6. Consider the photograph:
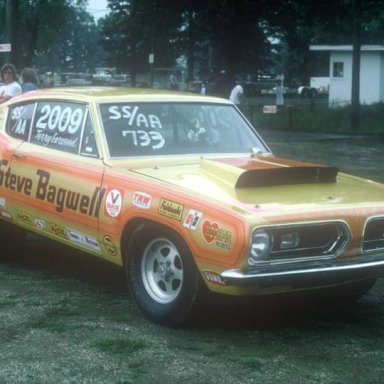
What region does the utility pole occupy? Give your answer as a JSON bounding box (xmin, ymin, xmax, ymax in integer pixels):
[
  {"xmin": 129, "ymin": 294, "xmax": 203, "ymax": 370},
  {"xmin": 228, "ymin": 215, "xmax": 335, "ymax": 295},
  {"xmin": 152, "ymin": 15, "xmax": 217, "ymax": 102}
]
[
  {"xmin": 4, "ymin": 0, "xmax": 11, "ymax": 63},
  {"xmin": 351, "ymin": 0, "xmax": 361, "ymax": 131}
]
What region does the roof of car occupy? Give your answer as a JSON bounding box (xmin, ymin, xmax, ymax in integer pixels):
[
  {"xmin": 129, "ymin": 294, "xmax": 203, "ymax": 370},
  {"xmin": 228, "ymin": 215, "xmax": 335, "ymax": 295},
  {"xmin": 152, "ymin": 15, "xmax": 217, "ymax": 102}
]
[{"xmin": 10, "ymin": 87, "xmax": 230, "ymax": 104}]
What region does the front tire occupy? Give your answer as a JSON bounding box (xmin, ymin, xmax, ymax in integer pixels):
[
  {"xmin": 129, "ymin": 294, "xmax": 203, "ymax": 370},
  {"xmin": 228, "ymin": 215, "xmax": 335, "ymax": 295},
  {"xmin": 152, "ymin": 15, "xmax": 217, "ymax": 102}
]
[{"xmin": 126, "ymin": 223, "xmax": 200, "ymax": 327}]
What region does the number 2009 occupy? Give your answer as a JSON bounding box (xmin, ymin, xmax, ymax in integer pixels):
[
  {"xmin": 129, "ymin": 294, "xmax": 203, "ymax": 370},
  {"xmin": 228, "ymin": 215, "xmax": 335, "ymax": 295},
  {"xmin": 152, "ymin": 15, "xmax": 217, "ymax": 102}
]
[{"xmin": 35, "ymin": 104, "xmax": 84, "ymax": 134}]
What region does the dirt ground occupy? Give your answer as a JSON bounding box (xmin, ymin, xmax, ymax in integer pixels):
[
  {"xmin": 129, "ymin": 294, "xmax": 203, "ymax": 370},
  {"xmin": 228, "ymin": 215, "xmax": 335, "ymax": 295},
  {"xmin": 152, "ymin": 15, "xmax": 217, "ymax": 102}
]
[{"xmin": 1, "ymin": 129, "xmax": 384, "ymax": 384}]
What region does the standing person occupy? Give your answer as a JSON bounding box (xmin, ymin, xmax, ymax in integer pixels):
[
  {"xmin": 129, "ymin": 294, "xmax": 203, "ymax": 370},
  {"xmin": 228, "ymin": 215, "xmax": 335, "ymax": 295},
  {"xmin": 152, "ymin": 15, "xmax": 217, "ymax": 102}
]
[
  {"xmin": 21, "ymin": 67, "xmax": 39, "ymax": 93},
  {"xmin": 0, "ymin": 63, "xmax": 22, "ymax": 104},
  {"xmin": 229, "ymin": 82, "xmax": 244, "ymax": 110},
  {"xmin": 275, "ymin": 72, "xmax": 285, "ymax": 107},
  {"xmin": 170, "ymin": 72, "xmax": 179, "ymax": 90},
  {"xmin": 200, "ymin": 82, "xmax": 206, "ymax": 95}
]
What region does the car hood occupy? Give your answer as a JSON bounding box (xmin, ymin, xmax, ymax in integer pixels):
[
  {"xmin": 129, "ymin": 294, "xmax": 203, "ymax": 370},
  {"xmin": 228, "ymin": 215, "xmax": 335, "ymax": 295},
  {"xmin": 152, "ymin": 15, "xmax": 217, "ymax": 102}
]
[{"xmin": 128, "ymin": 156, "xmax": 384, "ymax": 215}]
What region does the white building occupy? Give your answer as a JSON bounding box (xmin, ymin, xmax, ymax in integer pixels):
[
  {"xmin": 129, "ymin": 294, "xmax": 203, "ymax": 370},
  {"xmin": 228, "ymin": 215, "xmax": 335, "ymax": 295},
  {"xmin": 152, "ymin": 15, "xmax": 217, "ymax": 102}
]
[{"xmin": 310, "ymin": 45, "xmax": 384, "ymax": 105}]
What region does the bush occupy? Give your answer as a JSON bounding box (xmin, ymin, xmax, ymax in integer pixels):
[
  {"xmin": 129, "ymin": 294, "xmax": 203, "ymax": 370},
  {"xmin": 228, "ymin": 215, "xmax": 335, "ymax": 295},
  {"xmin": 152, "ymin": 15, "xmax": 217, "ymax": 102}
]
[{"xmin": 246, "ymin": 101, "xmax": 384, "ymax": 135}]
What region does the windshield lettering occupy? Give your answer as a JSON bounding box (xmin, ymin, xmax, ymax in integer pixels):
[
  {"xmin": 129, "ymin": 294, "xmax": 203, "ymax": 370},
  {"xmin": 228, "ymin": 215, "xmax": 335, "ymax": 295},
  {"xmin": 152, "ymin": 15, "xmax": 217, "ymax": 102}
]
[{"xmin": 108, "ymin": 105, "xmax": 162, "ymax": 129}]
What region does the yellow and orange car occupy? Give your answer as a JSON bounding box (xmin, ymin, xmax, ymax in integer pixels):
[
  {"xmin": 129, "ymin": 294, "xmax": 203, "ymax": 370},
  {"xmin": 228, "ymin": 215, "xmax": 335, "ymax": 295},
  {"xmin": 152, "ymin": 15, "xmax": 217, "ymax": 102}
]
[{"xmin": 1, "ymin": 87, "xmax": 384, "ymax": 326}]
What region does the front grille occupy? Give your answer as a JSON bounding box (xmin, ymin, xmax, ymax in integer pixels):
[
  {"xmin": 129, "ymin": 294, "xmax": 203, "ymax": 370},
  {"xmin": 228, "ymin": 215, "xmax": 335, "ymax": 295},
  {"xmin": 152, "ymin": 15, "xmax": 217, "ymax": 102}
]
[
  {"xmin": 256, "ymin": 221, "xmax": 351, "ymax": 265},
  {"xmin": 363, "ymin": 217, "xmax": 384, "ymax": 253}
]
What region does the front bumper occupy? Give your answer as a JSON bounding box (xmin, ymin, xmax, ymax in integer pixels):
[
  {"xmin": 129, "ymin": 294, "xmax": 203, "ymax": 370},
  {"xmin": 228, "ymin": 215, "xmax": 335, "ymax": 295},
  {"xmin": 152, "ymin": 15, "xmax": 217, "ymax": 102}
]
[{"xmin": 220, "ymin": 254, "xmax": 384, "ymax": 289}]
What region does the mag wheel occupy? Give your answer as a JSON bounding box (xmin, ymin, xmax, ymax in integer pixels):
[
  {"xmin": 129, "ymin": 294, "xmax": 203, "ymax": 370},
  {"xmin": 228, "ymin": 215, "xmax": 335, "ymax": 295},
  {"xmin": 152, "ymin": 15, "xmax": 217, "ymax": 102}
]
[{"xmin": 126, "ymin": 223, "xmax": 200, "ymax": 327}]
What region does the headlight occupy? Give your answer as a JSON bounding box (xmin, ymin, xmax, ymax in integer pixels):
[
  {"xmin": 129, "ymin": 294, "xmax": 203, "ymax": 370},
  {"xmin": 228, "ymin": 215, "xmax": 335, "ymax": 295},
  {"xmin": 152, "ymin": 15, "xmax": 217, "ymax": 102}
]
[{"xmin": 248, "ymin": 229, "xmax": 272, "ymax": 265}]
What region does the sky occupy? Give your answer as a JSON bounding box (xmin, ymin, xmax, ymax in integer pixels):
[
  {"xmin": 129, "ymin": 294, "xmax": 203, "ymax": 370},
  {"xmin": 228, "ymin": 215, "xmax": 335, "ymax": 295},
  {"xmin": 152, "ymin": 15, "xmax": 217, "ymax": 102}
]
[{"xmin": 86, "ymin": 0, "xmax": 109, "ymax": 20}]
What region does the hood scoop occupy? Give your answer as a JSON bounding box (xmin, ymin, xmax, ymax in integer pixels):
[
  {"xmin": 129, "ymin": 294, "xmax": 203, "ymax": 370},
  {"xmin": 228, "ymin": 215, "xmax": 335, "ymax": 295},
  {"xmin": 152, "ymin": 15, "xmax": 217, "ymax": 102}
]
[
  {"xmin": 200, "ymin": 157, "xmax": 339, "ymax": 189},
  {"xmin": 236, "ymin": 165, "xmax": 339, "ymax": 188}
]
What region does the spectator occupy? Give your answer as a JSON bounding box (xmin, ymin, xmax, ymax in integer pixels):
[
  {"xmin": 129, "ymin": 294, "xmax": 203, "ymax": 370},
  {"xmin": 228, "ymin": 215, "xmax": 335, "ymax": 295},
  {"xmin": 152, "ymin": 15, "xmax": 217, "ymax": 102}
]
[
  {"xmin": 275, "ymin": 72, "xmax": 285, "ymax": 107},
  {"xmin": 229, "ymin": 82, "xmax": 244, "ymax": 110},
  {"xmin": 0, "ymin": 63, "xmax": 22, "ymax": 104},
  {"xmin": 200, "ymin": 82, "xmax": 206, "ymax": 95},
  {"xmin": 170, "ymin": 72, "xmax": 179, "ymax": 90},
  {"xmin": 21, "ymin": 67, "xmax": 39, "ymax": 93}
]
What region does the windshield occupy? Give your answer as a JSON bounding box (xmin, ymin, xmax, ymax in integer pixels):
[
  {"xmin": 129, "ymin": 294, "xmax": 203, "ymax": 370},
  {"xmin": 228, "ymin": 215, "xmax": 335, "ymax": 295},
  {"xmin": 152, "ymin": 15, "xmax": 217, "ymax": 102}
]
[{"xmin": 99, "ymin": 102, "xmax": 268, "ymax": 158}]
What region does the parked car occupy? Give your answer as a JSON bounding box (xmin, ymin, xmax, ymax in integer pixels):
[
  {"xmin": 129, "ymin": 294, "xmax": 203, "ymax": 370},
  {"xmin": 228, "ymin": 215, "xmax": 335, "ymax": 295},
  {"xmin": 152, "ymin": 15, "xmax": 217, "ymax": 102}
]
[
  {"xmin": 298, "ymin": 77, "xmax": 330, "ymax": 98},
  {"xmin": 1, "ymin": 87, "xmax": 384, "ymax": 326}
]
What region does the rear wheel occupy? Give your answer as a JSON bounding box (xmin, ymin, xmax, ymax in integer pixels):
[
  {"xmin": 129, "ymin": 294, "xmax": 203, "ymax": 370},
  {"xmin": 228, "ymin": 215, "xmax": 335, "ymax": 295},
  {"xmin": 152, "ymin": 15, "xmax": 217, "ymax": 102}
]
[
  {"xmin": 309, "ymin": 88, "xmax": 318, "ymax": 98},
  {"xmin": 300, "ymin": 88, "xmax": 309, "ymax": 98},
  {"xmin": 126, "ymin": 223, "xmax": 200, "ymax": 327}
]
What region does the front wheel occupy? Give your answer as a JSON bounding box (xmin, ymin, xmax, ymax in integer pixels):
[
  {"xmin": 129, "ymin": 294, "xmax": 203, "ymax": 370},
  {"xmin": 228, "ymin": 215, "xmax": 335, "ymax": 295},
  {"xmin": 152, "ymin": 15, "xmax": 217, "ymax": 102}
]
[{"xmin": 126, "ymin": 223, "xmax": 200, "ymax": 327}]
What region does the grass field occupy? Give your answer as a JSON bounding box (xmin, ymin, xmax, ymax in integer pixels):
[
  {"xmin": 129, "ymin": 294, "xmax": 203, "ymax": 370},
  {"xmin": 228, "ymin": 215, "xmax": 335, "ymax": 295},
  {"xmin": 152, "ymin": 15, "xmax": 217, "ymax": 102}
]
[{"xmin": 1, "ymin": 129, "xmax": 384, "ymax": 384}]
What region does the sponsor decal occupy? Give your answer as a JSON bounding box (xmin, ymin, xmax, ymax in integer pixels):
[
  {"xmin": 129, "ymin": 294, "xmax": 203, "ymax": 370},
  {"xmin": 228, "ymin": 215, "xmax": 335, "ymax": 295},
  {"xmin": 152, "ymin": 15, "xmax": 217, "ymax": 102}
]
[
  {"xmin": 17, "ymin": 211, "xmax": 33, "ymax": 226},
  {"xmin": 158, "ymin": 198, "xmax": 184, "ymax": 221},
  {"xmin": 0, "ymin": 197, "xmax": 5, "ymax": 208},
  {"xmin": 132, "ymin": 191, "xmax": 152, "ymax": 209},
  {"xmin": 202, "ymin": 220, "xmax": 232, "ymax": 250},
  {"xmin": 49, "ymin": 223, "xmax": 68, "ymax": 239},
  {"xmin": 105, "ymin": 189, "xmax": 123, "ymax": 218},
  {"xmin": 0, "ymin": 211, "xmax": 11, "ymax": 219},
  {"xmin": 0, "ymin": 160, "xmax": 106, "ymax": 217},
  {"xmin": 67, "ymin": 228, "xmax": 101, "ymax": 252},
  {"xmin": 202, "ymin": 271, "xmax": 227, "ymax": 286},
  {"xmin": 103, "ymin": 235, "xmax": 117, "ymax": 256},
  {"xmin": 34, "ymin": 219, "xmax": 46, "ymax": 229},
  {"xmin": 183, "ymin": 209, "xmax": 203, "ymax": 230}
]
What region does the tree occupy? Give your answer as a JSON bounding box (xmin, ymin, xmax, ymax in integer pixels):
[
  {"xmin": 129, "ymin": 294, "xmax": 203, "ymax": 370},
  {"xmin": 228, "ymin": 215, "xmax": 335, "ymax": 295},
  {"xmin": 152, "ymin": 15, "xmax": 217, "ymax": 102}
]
[{"xmin": 101, "ymin": 0, "xmax": 181, "ymax": 85}]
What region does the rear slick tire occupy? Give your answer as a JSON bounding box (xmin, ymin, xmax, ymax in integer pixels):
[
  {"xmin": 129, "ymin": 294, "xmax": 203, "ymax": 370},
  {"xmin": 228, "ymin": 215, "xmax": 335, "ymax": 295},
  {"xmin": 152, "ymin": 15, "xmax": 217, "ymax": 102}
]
[{"xmin": 126, "ymin": 223, "xmax": 200, "ymax": 327}]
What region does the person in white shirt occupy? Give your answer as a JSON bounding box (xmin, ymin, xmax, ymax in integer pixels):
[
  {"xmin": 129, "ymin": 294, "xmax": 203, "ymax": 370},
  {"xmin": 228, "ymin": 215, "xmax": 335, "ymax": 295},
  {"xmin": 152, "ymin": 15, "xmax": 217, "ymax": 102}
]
[
  {"xmin": 229, "ymin": 83, "xmax": 244, "ymax": 110},
  {"xmin": 0, "ymin": 63, "xmax": 22, "ymax": 104}
]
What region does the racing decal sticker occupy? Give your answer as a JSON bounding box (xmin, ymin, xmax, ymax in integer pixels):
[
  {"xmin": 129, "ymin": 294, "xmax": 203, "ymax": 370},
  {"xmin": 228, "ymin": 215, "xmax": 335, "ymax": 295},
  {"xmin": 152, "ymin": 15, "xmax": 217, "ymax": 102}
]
[
  {"xmin": 103, "ymin": 235, "xmax": 118, "ymax": 256},
  {"xmin": 49, "ymin": 223, "xmax": 68, "ymax": 239},
  {"xmin": 17, "ymin": 211, "xmax": 33, "ymax": 226},
  {"xmin": 183, "ymin": 209, "xmax": 203, "ymax": 230},
  {"xmin": 67, "ymin": 228, "xmax": 101, "ymax": 252},
  {"xmin": 105, "ymin": 189, "xmax": 123, "ymax": 218},
  {"xmin": 202, "ymin": 220, "xmax": 232, "ymax": 250},
  {"xmin": 158, "ymin": 198, "xmax": 184, "ymax": 221},
  {"xmin": 0, "ymin": 211, "xmax": 11, "ymax": 219},
  {"xmin": 132, "ymin": 191, "xmax": 152, "ymax": 209},
  {"xmin": 34, "ymin": 219, "xmax": 46, "ymax": 229}
]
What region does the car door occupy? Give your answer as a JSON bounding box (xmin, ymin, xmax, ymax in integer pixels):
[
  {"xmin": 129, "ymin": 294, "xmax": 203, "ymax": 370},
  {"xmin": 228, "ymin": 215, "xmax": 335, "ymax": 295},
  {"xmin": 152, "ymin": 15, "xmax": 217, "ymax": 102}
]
[
  {"xmin": 4, "ymin": 99, "xmax": 106, "ymax": 256},
  {"xmin": 0, "ymin": 104, "xmax": 27, "ymax": 219}
]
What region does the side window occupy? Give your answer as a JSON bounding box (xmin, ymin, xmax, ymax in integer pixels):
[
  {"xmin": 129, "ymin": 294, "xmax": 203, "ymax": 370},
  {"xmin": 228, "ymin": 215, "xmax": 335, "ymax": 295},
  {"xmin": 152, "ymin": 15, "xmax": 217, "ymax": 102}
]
[
  {"xmin": 332, "ymin": 62, "xmax": 344, "ymax": 78},
  {"xmin": 6, "ymin": 102, "xmax": 36, "ymax": 141},
  {"xmin": 30, "ymin": 101, "xmax": 86, "ymax": 155},
  {"xmin": 80, "ymin": 114, "xmax": 99, "ymax": 158}
]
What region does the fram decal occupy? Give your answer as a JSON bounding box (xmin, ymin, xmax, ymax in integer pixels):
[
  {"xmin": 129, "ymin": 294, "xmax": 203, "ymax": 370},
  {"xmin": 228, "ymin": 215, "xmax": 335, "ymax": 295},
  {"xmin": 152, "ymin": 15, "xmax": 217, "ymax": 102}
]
[
  {"xmin": 183, "ymin": 209, "xmax": 203, "ymax": 230},
  {"xmin": 202, "ymin": 220, "xmax": 232, "ymax": 250},
  {"xmin": 158, "ymin": 199, "xmax": 183, "ymax": 221},
  {"xmin": 0, "ymin": 197, "xmax": 5, "ymax": 208},
  {"xmin": 105, "ymin": 189, "xmax": 123, "ymax": 218},
  {"xmin": 132, "ymin": 191, "xmax": 152, "ymax": 209}
]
